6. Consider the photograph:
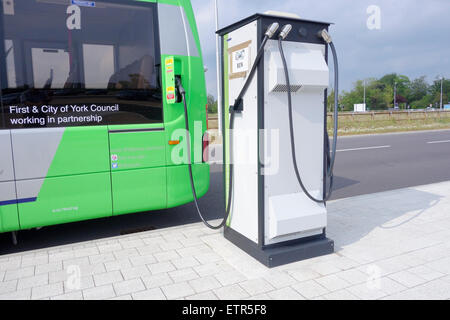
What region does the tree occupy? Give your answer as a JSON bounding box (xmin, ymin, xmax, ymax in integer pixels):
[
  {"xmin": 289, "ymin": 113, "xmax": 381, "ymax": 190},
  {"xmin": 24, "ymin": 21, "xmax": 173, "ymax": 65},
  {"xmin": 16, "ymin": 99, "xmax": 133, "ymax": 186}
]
[
  {"xmin": 379, "ymin": 73, "xmax": 410, "ymax": 93},
  {"xmin": 339, "ymin": 88, "xmax": 360, "ymax": 111},
  {"xmin": 407, "ymin": 76, "xmax": 428, "ymax": 103},
  {"xmin": 379, "ymin": 73, "xmax": 411, "ymax": 108},
  {"xmin": 340, "ymin": 78, "xmax": 392, "ymax": 110},
  {"xmin": 368, "ymin": 84, "xmax": 392, "ymax": 110},
  {"xmin": 429, "ymin": 77, "xmax": 450, "ymax": 107},
  {"xmin": 411, "ymin": 95, "xmax": 433, "ymax": 109},
  {"xmin": 207, "ymin": 94, "xmax": 217, "ymax": 114}
]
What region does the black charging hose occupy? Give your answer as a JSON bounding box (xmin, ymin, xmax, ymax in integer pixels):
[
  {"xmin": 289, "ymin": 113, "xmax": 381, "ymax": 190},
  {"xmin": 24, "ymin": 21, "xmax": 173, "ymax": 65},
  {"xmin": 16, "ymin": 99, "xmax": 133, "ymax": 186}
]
[
  {"xmin": 278, "ymin": 34, "xmax": 339, "ymax": 203},
  {"xmin": 233, "ymin": 35, "xmax": 269, "ymax": 107},
  {"xmin": 178, "ymin": 34, "xmax": 271, "ymax": 229},
  {"xmin": 180, "ymin": 79, "xmax": 235, "ymax": 229}
]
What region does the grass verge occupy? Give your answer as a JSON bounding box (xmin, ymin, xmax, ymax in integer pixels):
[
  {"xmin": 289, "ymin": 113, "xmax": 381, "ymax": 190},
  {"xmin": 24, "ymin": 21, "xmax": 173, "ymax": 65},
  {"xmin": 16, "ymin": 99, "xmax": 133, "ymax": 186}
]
[{"xmin": 329, "ymin": 118, "xmax": 450, "ymax": 136}]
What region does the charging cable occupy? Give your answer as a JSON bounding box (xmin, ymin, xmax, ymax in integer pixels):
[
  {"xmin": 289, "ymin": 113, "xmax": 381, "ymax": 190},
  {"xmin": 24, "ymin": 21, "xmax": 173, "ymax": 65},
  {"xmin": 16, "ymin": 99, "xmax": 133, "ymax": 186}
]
[
  {"xmin": 178, "ymin": 23, "xmax": 280, "ymax": 229},
  {"xmin": 278, "ymin": 26, "xmax": 339, "ymax": 203}
]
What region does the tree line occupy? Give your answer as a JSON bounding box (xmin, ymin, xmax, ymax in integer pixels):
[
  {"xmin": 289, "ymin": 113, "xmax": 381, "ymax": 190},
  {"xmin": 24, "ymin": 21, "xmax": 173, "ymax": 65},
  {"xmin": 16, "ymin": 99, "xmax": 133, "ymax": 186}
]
[
  {"xmin": 331, "ymin": 73, "xmax": 449, "ymax": 111},
  {"xmin": 207, "ymin": 73, "xmax": 449, "ymax": 114}
]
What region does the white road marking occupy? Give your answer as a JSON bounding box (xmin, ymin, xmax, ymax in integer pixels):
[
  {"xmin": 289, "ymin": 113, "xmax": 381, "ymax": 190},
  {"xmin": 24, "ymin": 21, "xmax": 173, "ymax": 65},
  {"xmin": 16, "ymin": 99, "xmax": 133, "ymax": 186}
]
[
  {"xmin": 427, "ymin": 140, "xmax": 450, "ymax": 144},
  {"xmin": 337, "ymin": 145, "xmax": 391, "ymax": 152}
]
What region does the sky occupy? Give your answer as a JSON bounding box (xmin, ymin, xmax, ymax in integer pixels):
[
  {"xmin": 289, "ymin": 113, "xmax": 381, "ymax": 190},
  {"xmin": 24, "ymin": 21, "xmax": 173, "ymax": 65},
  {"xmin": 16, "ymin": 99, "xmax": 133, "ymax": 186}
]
[{"xmin": 191, "ymin": 0, "xmax": 450, "ymax": 98}]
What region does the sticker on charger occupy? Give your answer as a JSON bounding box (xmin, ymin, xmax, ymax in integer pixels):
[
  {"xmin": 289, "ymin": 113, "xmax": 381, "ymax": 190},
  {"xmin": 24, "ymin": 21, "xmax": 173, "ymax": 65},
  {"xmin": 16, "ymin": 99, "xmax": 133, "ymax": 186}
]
[
  {"xmin": 233, "ymin": 48, "xmax": 249, "ymax": 73},
  {"xmin": 228, "ymin": 40, "xmax": 251, "ymax": 79},
  {"xmin": 165, "ymin": 57, "xmax": 176, "ymax": 104}
]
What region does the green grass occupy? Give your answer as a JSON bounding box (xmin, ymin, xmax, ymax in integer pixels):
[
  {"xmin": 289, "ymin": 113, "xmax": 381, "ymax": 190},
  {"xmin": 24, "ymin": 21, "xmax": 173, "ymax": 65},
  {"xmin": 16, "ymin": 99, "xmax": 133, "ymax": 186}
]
[
  {"xmin": 329, "ymin": 118, "xmax": 450, "ymax": 136},
  {"xmin": 208, "ymin": 113, "xmax": 450, "ymax": 137}
]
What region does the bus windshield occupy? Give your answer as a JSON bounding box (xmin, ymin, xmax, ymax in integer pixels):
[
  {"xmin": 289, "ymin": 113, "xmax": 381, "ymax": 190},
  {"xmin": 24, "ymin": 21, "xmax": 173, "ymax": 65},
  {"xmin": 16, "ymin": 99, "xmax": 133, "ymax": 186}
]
[{"xmin": 0, "ymin": 0, "xmax": 162, "ymax": 128}]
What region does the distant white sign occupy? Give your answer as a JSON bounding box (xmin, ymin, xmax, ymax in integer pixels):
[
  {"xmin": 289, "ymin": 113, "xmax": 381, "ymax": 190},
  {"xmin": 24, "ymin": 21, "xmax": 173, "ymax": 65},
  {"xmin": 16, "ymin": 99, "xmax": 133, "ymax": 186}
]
[{"xmin": 354, "ymin": 103, "xmax": 366, "ymax": 112}]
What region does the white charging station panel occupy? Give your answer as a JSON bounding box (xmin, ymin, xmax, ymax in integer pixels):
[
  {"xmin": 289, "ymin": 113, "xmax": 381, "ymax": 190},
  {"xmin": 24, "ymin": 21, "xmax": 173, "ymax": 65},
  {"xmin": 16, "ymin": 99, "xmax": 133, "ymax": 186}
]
[
  {"xmin": 225, "ymin": 21, "xmax": 260, "ymax": 244},
  {"xmin": 268, "ymin": 192, "xmax": 327, "ymax": 240},
  {"xmin": 268, "ymin": 44, "xmax": 329, "ymax": 92},
  {"xmin": 264, "ymin": 40, "xmax": 328, "ymax": 245}
]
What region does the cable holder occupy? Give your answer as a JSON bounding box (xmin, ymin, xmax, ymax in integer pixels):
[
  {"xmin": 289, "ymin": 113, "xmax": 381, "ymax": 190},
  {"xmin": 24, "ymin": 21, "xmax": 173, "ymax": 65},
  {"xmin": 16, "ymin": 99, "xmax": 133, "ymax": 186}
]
[{"xmin": 230, "ymin": 98, "xmax": 244, "ymax": 113}]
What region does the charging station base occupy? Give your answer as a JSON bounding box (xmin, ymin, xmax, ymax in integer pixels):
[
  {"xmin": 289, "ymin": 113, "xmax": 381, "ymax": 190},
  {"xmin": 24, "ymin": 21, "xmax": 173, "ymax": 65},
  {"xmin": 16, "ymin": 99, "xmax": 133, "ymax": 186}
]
[{"xmin": 224, "ymin": 227, "xmax": 334, "ymax": 268}]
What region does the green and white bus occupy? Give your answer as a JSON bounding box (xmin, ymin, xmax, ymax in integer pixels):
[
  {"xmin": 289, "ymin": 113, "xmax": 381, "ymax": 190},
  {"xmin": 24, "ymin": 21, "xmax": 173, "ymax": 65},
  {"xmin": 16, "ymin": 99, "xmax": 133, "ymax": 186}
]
[{"xmin": 0, "ymin": 0, "xmax": 210, "ymax": 238}]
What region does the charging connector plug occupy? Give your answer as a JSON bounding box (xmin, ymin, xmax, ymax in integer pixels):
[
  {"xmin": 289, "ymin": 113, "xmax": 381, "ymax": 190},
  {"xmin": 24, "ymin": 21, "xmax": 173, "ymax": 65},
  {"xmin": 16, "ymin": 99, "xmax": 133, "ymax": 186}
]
[
  {"xmin": 265, "ymin": 22, "xmax": 280, "ymax": 38},
  {"xmin": 175, "ymin": 76, "xmax": 185, "ymax": 96},
  {"xmin": 279, "ymin": 24, "xmax": 292, "ymax": 39},
  {"xmin": 318, "ymin": 29, "xmax": 332, "ymax": 44}
]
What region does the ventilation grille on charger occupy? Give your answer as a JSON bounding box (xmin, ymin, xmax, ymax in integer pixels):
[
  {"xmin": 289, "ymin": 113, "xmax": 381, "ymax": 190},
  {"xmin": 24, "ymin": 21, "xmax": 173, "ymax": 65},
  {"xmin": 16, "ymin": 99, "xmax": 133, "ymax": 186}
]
[{"xmin": 271, "ymin": 84, "xmax": 302, "ymax": 93}]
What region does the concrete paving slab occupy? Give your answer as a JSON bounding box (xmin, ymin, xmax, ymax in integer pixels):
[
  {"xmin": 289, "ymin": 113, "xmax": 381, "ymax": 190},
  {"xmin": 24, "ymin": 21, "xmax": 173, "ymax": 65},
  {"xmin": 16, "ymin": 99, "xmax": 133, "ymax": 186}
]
[{"xmin": 1, "ymin": 181, "xmax": 450, "ymax": 300}]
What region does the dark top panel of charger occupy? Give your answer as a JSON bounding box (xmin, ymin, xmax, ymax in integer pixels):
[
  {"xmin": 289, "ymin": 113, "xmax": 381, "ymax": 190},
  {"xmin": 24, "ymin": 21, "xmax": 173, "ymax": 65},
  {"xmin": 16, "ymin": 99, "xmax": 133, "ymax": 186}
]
[{"xmin": 217, "ymin": 13, "xmax": 332, "ymax": 45}]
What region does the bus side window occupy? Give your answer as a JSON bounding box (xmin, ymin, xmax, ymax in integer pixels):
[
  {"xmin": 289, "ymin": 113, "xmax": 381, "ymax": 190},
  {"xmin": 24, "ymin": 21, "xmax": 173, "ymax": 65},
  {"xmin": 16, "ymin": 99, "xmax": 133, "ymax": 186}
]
[
  {"xmin": 31, "ymin": 48, "xmax": 69, "ymax": 89},
  {"xmin": 5, "ymin": 40, "xmax": 17, "ymax": 88},
  {"xmin": 107, "ymin": 54, "xmax": 154, "ymax": 90},
  {"xmin": 2, "ymin": 0, "xmax": 163, "ymax": 126},
  {"xmin": 83, "ymin": 44, "xmax": 115, "ymax": 89}
]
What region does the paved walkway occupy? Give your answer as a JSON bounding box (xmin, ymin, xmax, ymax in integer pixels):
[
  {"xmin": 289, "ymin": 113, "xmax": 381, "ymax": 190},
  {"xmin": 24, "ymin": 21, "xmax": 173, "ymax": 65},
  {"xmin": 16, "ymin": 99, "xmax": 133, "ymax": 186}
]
[{"xmin": 1, "ymin": 181, "xmax": 450, "ymax": 300}]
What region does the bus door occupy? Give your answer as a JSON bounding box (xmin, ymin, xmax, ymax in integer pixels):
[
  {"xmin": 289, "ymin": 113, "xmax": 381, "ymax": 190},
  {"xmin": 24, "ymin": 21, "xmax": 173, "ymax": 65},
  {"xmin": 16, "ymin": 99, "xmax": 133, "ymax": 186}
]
[
  {"xmin": 106, "ymin": 4, "xmax": 167, "ymax": 215},
  {"xmin": 108, "ymin": 124, "xmax": 167, "ymax": 216},
  {"xmin": 92, "ymin": 2, "xmax": 166, "ymax": 216}
]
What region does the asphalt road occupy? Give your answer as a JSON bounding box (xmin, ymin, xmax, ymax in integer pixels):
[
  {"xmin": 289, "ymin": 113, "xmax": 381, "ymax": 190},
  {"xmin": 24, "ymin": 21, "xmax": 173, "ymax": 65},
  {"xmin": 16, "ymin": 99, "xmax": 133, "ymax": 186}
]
[
  {"xmin": 331, "ymin": 129, "xmax": 450, "ymax": 199},
  {"xmin": 1, "ymin": 129, "xmax": 450, "ymax": 254}
]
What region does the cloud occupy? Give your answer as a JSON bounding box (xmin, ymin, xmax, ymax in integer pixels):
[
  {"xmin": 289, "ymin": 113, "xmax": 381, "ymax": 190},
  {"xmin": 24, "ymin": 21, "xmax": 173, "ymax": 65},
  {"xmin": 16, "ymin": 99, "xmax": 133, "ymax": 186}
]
[{"xmin": 191, "ymin": 0, "xmax": 450, "ymax": 97}]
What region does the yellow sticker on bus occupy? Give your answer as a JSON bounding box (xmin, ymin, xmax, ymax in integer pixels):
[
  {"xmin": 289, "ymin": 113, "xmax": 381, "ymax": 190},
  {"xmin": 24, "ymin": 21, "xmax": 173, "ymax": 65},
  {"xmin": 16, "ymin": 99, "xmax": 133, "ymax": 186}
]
[{"xmin": 165, "ymin": 56, "xmax": 176, "ymax": 104}]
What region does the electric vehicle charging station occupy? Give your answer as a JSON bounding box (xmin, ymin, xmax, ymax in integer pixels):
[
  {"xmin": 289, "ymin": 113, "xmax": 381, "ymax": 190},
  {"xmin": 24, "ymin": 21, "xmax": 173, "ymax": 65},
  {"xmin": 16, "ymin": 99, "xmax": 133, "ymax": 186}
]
[{"xmin": 213, "ymin": 13, "xmax": 339, "ymax": 268}]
